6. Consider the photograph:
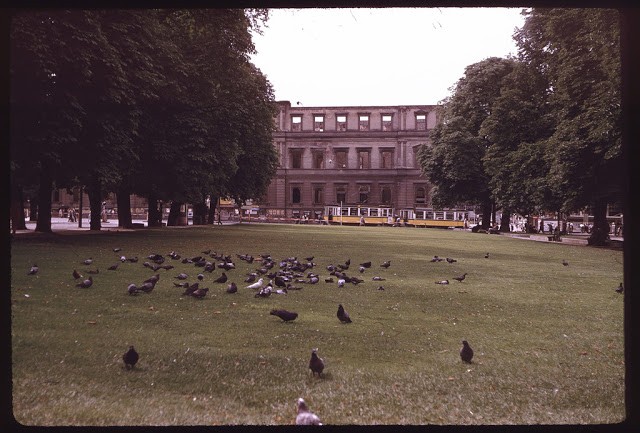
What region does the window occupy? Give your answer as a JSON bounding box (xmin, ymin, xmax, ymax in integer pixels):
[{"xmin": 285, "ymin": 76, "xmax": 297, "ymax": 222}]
[
  {"xmin": 314, "ymin": 115, "xmax": 325, "ymax": 132},
  {"xmin": 380, "ymin": 185, "xmax": 392, "ymax": 204},
  {"xmin": 313, "ymin": 151, "xmax": 324, "ymax": 169},
  {"xmin": 415, "ymin": 186, "xmax": 427, "ymax": 204},
  {"xmin": 291, "ymin": 150, "xmax": 302, "ymax": 169},
  {"xmin": 336, "ymin": 184, "xmax": 347, "ymax": 203},
  {"xmin": 335, "ymin": 149, "xmax": 348, "ymax": 168},
  {"xmin": 358, "ymin": 185, "xmax": 370, "ymax": 204},
  {"xmin": 416, "ymin": 113, "xmax": 426, "ymax": 130},
  {"xmin": 382, "ymin": 114, "xmax": 393, "ymax": 131},
  {"xmin": 358, "ymin": 114, "xmax": 370, "ymax": 131},
  {"xmin": 336, "ymin": 114, "xmax": 347, "ymax": 131},
  {"xmin": 292, "ymin": 187, "xmax": 301, "ymax": 204},
  {"xmin": 313, "ymin": 185, "xmax": 324, "ymax": 204},
  {"xmin": 291, "ymin": 115, "xmax": 302, "ymax": 131},
  {"xmin": 381, "ymin": 149, "xmax": 394, "ymax": 169},
  {"xmin": 358, "ymin": 150, "xmax": 370, "ymax": 169}
]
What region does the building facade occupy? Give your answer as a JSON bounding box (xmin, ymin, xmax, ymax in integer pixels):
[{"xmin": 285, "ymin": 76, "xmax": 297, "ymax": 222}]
[{"xmin": 258, "ymin": 101, "xmax": 438, "ymax": 220}]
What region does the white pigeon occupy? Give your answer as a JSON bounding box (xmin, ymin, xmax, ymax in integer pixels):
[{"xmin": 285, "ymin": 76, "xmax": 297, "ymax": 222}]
[
  {"xmin": 246, "ymin": 278, "xmax": 264, "ymax": 290},
  {"xmin": 337, "ymin": 278, "xmax": 346, "ymax": 288},
  {"xmin": 296, "ymin": 398, "xmax": 322, "ymax": 425}
]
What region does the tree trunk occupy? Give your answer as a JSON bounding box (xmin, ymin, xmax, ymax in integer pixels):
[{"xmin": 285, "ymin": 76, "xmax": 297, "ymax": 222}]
[
  {"xmin": 147, "ymin": 195, "xmax": 161, "ymax": 227},
  {"xmin": 116, "ymin": 187, "xmax": 133, "ymax": 229},
  {"xmin": 35, "ymin": 167, "xmax": 52, "ymax": 233},
  {"xmin": 481, "ymin": 199, "xmax": 492, "ymax": 229},
  {"xmin": 207, "ymin": 196, "xmax": 218, "ymax": 224},
  {"xmin": 86, "ymin": 179, "xmax": 103, "ymax": 231},
  {"xmin": 588, "ymin": 198, "xmax": 610, "ymax": 246},
  {"xmin": 499, "ymin": 210, "xmax": 511, "ymax": 232},
  {"xmin": 193, "ymin": 200, "xmax": 207, "ymax": 225},
  {"xmin": 10, "ymin": 183, "xmax": 28, "ymax": 232},
  {"xmin": 167, "ymin": 202, "xmax": 181, "ymax": 226}
]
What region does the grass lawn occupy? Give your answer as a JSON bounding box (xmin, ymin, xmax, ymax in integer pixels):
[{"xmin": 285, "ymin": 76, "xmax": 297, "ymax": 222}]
[{"xmin": 10, "ymin": 224, "xmax": 625, "ymax": 425}]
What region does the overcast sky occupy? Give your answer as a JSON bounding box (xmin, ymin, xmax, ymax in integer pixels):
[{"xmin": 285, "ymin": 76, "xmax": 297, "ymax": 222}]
[{"xmin": 250, "ymin": 7, "xmax": 527, "ymax": 107}]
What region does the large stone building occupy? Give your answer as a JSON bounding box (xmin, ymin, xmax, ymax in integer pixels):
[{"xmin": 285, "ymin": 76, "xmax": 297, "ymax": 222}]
[{"xmin": 258, "ymin": 101, "xmax": 438, "ymax": 220}]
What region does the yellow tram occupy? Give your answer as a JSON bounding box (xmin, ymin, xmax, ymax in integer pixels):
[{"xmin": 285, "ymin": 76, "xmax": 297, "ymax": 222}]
[{"xmin": 323, "ymin": 206, "xmax": 468, "ymax": 228}]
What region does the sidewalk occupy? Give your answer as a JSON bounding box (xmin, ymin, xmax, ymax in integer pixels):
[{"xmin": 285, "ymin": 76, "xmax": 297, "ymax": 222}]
[{"xmin": 14, "ymin": 217, "xmax": 236, "ymax": 233}]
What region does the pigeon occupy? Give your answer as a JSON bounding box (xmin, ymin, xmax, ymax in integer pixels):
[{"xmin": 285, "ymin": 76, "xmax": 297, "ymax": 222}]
[
  {"xmin": 435, "ymin": 280, "xmax": 450, "ymax": 285},
  {"xmin": 113, "ymin": 248, "xmax": 122, "ymax": 252},
  {"xmin": 190, "ymin": 287, "xmax": 209, "ymax": 299},
  {"xmin": 377, "ymin": 286, "xmax": 385, "ymax": 291},
  {"xmin": 127, "ymin": 256, "xmax": 139, "ymax": 263},
  {"xmin": 182, "ymin": 282, "xmax": 200, "ymax": 296},
  {"xmin": 360, "ymin": 261, "xmax": 371, "ymax": 268},
  {"xmin": 138, "ymin": 281, "xmax": 156, "ymax": 293},
  {"xmin": 245, "ymin": 273, "xmax": 257, "ymax": 283},
  {"xmin": 72, "ymin": 269, "xmax": 82, "ymax": 279},
  {"xmin": 28, "ymin": 264, "xmax": 39, "ymax": 275},
  {"xmin": 275, "ymin": 288, "xmax": 288, "ymax": 295},
  {"xmin": 83, "ymin": 258, "xmax": 93, "ymax": 265},
  {"xmin": 359, "ymin": 266, "xmax": 366, "ymax": 273},
  {"xmin": 255, "ymin": 285, "xmax": 272, "ymax": 298},
  {"xmin": 453, "ymin": 273, "xmax": 467, "ymax": 282},
  {"xmin": 460, "ymin": 340, "xmax": 474, "ymax": 363},
  {"xmin": 446, "ymin": 258, "xmax": 457, "ymax": 263},
  {"xmin": 175, "ymin": 273, "xmax": 188, "ymax": 280},
  {"xmin": 337, "ymin": 304, "xmax": 352, "ymax": 323},
  {"xmin": 270, "ymin": 309, "xmax": 298, "ymax": 322},
  {"xmin": 430, "ymin": 256, "xmax": 443, "ymax": 262},
  {"xmin": 380, "ymin": 260, "xmax": 391, "ymax": 269},
  {"xmin": 87, "ymin": 268, "xmax": 100, "ymax": 274},
  {"xmin": 296, "ymin": 398, "xmax": 322, "ymax": 425},
  {"xmin": 308, "ymin": 348, "xmax": 324, "ymax": 377},
  {"xmin": 484, "ymin": 253, "xmax": 490, "ymax": 259},
  {"xmin": 76, "ymin": 276, "xmax": 93, "ymax": 288},
  {"xmin": 372, "ymin": 276, "xmax": 386, "ymax": 281},
  {"xmin": 246, "ymin": 278, "xmax": 264, "ymax": 290},
  {"xmin": 107, "ymin": 263, "xmax": 119, "ymax": 271},
  {"xmin": 226, "ymin": 282, "xmax": 238, "ymax": 294},
  {"xmin": 197, "ymin": 273, "xmax": 205, "ymax": 281},
  {"xmin": 120, "ymin": 256, "xmax": 127, "ymax": 262},
  {"xmin": 173, "ymin": 281, "xmax": 189, "ymax": 288},
  {"xmin": 337, "ymin": 278, "xmax": 346, "ymax": 288},
  {"xmin": 214, "ymin": 272, "xmax": 228, "ymax": 284},
  {"xmin": 144, "ymin": 274, "xmax": 160, "ymax": 284},
  {"xmin": 615, "ymin": 282, "xmax": 624, "ymax": 294},
  {"xmin": 123, "ymin": 345, "xmax": 139, "ymax": 369},
  {"xmin": 127, "ymin": 283, "xmax": 140, "ymax": 295},
  {"xmin": 562, "ymin": 259, "xmax": 569, "ymax": 266}
]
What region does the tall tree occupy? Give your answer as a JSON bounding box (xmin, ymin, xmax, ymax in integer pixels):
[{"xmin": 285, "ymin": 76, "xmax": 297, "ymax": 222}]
[
  {"xmin": 418, "ymin": 57, "xmax": 516, "ymax": 229},
  {"xmin": 514, "ymin": 8, "xmax": 622, "ymax": 245}
]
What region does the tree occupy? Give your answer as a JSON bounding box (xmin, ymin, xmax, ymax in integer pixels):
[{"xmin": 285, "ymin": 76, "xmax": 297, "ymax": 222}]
[
  {"xmin": 418, "ymin": 57, "xmax": 516, "ymax": 229},
  {"xmin": 514, "ymin": 8, "xmax": 622, "ymax": 245}
]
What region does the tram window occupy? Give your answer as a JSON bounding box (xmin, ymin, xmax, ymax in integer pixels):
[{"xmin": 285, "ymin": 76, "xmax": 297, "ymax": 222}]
[
  {"xmin": 370, "ymin": 208, "xmax": 378, "ymax": 217},
  {"xmin": 341, "ymin": 207, "xmax": 349, "ymax": 216},
  {"xmin": 350, "ymin": 208, "xmax": 358, "ymax": 216},
  {"xmin": 435, "ymin": 211, "xmax": 444, "ymax": 220},
  {"xmin": 416, "ymin": 210, "xmax": 424, "ymax": 219}
]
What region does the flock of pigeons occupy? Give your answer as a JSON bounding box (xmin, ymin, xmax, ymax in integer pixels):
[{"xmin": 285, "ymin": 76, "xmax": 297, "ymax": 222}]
[{"xmin": 25, "ymin": 245, "xmax": 622, "ymax": 424}]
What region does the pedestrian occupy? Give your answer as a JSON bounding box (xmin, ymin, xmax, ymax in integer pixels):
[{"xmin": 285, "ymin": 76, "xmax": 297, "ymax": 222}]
[
  {"xmin": 216, "ymin": 211, "xmax": 223, "ymax": 225},
  {"xmin": 359, "ymin": 215, "xmax": 365, "ymax": 226}
]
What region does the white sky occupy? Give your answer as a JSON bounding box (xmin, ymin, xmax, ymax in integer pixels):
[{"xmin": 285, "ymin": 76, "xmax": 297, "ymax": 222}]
[{"xmin": 250, "ymin": 7, "xmax": 527, "ymax": 107}]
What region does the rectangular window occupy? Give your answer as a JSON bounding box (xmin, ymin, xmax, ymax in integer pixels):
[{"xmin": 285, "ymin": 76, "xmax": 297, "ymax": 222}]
[
  {"xmin": 292, "ymin": 186, "xmax": 301, "ymax": 204},
  {"xmin": 380, "ymin": 185, "xmax": 392, "ymax": 204},
  {"xmin": 314, "ymin": 115, "xmax": 324, "ymax": 132},
  {"xmin": 313, "ymin": 151, "xmax": 324, "ymax": 169},
  {"xmin": 416, "ymin": 113, "xmax": 426, "ymax": 130},
  {"xmin": 336, "ymin": 115, "xmax": 347, "ymax": 131},
  {"xmin": 382, "ymin": 114, "xmax": 393, "ymax": 131},
  {"xmin": 291, "ymin": 115, "xmax": 302, "ymax": 131},
  {"xmin": 415, "ymin": 186, "xmax": 427, "ymax": 204},
  {"xmin": 358, "ymin": 114, "xmax": 370, "ymax": 131},
  {"xmin": 358, "ymin": 185, "xmax": 370, "ymax": 204},
  {"xmin": 313, "ymin": 186, "xmax": 324, "ymax": 204},
  {"xmin": 358, "ymin": 150, "xmax": 370, "ymax": 169},
  {"xmin": 381, "ymin": 150, "xmax": 394, "ymax": 169},
  {"xmin": 335, "ymin": 150, "xmax": 348, "ymax": 169},
  {"xmin": 336, "ymin": 184, "xmax": 347, "ymax": 203},
  {"xmin": 291, "ymin": 150, "xmax": 302, "ymax": 169}
]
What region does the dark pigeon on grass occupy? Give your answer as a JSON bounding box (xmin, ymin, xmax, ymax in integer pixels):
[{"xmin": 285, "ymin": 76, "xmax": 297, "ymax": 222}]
[
  {"xmin": 144, "ymin": 274, "xmax": 160, "ymax": 284},
  {"xmin": 214, "ymin": 272, "xmax": 228, "ymax": 284},
  {"xmin": 460, "ymin": 340, "xmax": 474, "ymax": 363},
  {"xmin": 446, "ymin": 258, "xmax": 457, "ymax": 263},
  {"xmin": 107, "ymin": 263, "xmax": 119, "ymax": 271},
  {"xmin": 453, "ymin": 273, "xmax": 467, "ymax": 282},
  {"xmin": 197, "ymin": 273, "xmax": 205, "ymax": 281},
  {"xmin": 175, "ymin": 273, "xmax": 188, "ymax": 280},
  {"xmin": 76, "ymin": 276, "xmax": 93, "ymax": 288},
  {"xmin": 270, "ymin": 309, "xmax": 298, "ymax": 322},
  {"xmin": 190, "ymin": 287, "xmax": 209, "ymax": 299},
  {"xmin": 372, "ymin": 276, "xmax": 385, "ymax": 281},
  {"xmin": 123, "ymin": 345, "xmax": 139, "ymax": 369},
  {"xmin": 113, "ymin": 247, "xmax": 122, "ymax": 253},
  {"xmin": 430, "ymin": 256, "xmax": 443, "ymax": 262},
  {"xmin": 484, "ymin": 253, "xmax": 490, "ymax": 259},
  {"xmin": 173, "ymin": 281, "xmax": 189, "ymax": 288},
  {"xmin": 72, "ymin": 269, "xmax": 82, "ymax": 279},
  {"xmin": 138, "ymin": 280, "xmax": 157, "ymax": 293},
  {"xmin": 615, "ymin": 283, "xmax": 624, "ymax": 294},
  {"xmin": 127, "ymin": 256, "xmax": 139, "ymax": 263},
  {"xmin": 254, "ymin": 285, "xmax": 272, "ymax": 298},
  {"xmin": 182, "ymin": 282, "xmax": 199, "ymax": 296},
  {"xmin": 127, "ymin": 283, "xmax": 141, "ymax": 296},
  {"xmin": 562, "ymin": 259, "xmax": 569, "ymax": 266},
  {"xmin": 28, "ymin": 264, "xmax": 39, "ymax": 275},
  {"xmin": 308, "ymin": 348, "xmax": 324, "ymax": 377},
  {"xmin": 380, "ymin": 260, "xmax": 391, "ymax": 269},
  {"xmin": 87, "ymin": 268, "xmax": 100, "ymax": 274},
  {"xmin": 296, "ymin": 398, "xmax": 322, "ymax": 425},
  {"xmin": 359, "ymin": 261, "xmax": 371, "ymax": 268},
  {"xmin": 82, "ymin": 258, "xmax": 93, "ymax": 265},
  {"xmin": 226, "ymin": 282, "xmax": 238, "ymax": 294},
  {"xmin": 337, "ymin": 304, "xmax": 352, "ymax": 323}
]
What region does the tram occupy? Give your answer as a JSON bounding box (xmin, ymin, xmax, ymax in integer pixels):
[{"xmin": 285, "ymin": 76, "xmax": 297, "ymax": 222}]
[{"xmin": 323, "ymin": 205, "xmax": 468, "ymax": 228}]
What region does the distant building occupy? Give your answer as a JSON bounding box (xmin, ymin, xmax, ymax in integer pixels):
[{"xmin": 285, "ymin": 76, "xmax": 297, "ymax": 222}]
[{"xmin": 257, "ymin": 101, "xmax": 438, "ymax": 220}]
